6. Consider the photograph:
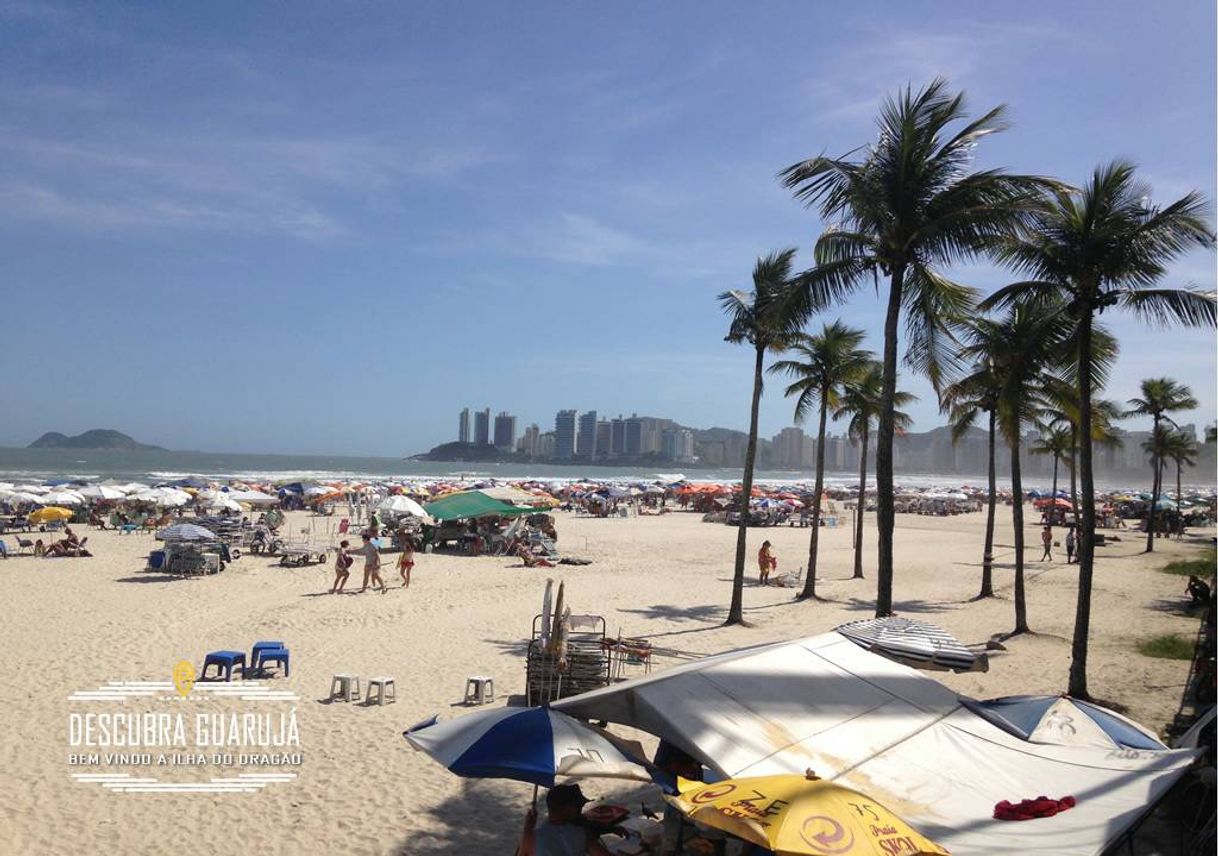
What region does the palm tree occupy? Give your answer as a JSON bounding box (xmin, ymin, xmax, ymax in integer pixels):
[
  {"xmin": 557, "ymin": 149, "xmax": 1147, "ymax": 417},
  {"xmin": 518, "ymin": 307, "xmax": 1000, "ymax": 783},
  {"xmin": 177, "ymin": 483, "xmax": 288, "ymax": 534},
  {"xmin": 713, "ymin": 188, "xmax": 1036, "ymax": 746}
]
[
  {"xmin": 719, "ymin": 249, "xmax": 805, "ymax": 625},
  {"xmin": 1126, "ymin": 378, "xmax": 1199, "ymax": 550},
  {"xmin": 780, "ymin": 79, "xmax": 1057, "ymax": 616},
  {"xmin": 1163, "ymin": 429, "xmax": 1200, "ymax": 528},
  {"xmin": 1031, "ymin": 427, "xmax": 1072, "ymax": 505},
  {"xmin": 771, "ymin": 321, "xmax": 872, "ymax": 599},
  {"xmin": 832, "ymin": 363, "xmax": 916, "ymax": 580},
  {"xmin": 959, "ymin": 303, "xmax": 1074, "ymax": 634},
  {"xmin": 943, "ymin": 362, "xmax": 1002, "ymax": 598},
  {"xmin": 983, "ymin": 161, "xmax": 1216, "ymax": 698}
]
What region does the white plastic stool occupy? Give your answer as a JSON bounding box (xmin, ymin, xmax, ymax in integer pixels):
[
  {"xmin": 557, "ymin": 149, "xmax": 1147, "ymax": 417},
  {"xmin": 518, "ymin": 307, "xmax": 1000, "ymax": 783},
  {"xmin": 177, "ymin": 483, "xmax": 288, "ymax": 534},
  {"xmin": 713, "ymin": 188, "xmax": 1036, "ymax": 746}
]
[
  {"xmin": 367, "ymin": 676, "xmax": 396, "ymax": 706},
  {"xmin": 330, "ymin": 673, "xmax": 361, "ymax": 702},
  {"xmin": 464, "ymin": 676, "xmax": 494, "ymax": 705}
]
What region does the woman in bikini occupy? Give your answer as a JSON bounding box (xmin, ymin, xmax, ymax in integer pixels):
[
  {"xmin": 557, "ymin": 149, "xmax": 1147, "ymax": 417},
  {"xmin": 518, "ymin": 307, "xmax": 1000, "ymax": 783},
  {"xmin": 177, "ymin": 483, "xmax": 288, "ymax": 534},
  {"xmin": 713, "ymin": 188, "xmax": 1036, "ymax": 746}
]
[
  {"xmin": 396, "ymin": 534, "xmax": 415, "ymax": 588},
  {"xmin": 331, "ymin": 539, "xmax": 353, "ymax": 593},
  {"xmin": 758, "ymin": 540, "xmax": 777, "ymax": 585}
]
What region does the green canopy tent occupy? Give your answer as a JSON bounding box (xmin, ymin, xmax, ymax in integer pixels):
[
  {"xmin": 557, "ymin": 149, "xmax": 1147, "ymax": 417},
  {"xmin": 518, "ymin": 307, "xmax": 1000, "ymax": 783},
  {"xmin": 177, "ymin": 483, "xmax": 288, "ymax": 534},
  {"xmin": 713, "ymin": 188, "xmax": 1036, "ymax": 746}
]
[{"xmin": 424, "ymin": 490, "xmax": 535, "ymax": 522}]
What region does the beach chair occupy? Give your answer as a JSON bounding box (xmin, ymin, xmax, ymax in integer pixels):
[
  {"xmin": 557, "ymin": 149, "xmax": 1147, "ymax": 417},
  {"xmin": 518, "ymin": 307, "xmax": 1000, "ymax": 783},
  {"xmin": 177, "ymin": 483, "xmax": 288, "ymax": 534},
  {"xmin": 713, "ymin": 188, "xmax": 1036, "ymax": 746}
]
[
  {"xmin": 0, "ymin": 539, "xmax": 8, "ymax": 558},
  {"xmin": 337, "ymin": 519, "xmax": 350, "ymax": 536},
  {"xmin": 16, "ymin": 537, "xmax": 34, "ymax": 556}
]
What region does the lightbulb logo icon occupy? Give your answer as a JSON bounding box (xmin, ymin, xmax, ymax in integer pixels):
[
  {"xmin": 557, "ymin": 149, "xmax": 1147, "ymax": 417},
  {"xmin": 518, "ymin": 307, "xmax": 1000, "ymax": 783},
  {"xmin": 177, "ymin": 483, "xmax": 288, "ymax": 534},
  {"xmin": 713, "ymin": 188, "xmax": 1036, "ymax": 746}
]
[{"xmin": 172, "ymin": 660, "xmax": 196, "ymax": 697}]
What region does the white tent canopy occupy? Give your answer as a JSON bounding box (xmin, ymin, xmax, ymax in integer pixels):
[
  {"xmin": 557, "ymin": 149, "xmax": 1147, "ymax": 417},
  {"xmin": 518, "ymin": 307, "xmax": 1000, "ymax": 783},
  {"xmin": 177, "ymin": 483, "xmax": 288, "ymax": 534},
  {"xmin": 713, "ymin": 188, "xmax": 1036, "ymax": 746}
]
[
  {"xmin": 377, "ymin": 495, "xmax": 431, "ymax": 520},
  {"xmin": 554, "ymin": 632, "xmax": 1196, "ymax": 856},
  {"xmin": 225, "ymin": 489, "xmax": 278, "ymax": 506}
]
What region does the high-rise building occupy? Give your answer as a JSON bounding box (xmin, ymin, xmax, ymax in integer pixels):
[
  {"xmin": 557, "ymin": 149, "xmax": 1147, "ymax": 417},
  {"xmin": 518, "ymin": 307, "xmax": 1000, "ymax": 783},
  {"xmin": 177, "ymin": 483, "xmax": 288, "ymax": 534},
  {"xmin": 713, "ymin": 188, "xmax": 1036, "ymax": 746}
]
[
  {"xmin": 518, "ymin": 424, "xmax": 541, "ymax": 457},
  {"xmin": 625, "ymin": 414, "xmax": 644, "ymax": 456},
  {"xmin": 493, "ymin": 412, "xmax": 517, "ymax": 451},
  {"xmin": 595, "ymin": 421, "xmax": 611, "ymax": 460},
  {"xmin": 458, "ymin": 408, "xmax": 471, "ymax": 444},
  {"xmin": 773, "ymin": 427, "xmax": 804, "ymax": 470},
  {"xmin": 555, "ymin": 410, "xmax": 577, "ymax": 460},
  {"xmin": 609, "ymin": 416, "xmax": 627, "ymax": 458},
  {"xmin": 577, "ymin": 410, "xmax": 598, "ymax": 459},
  {"xmin": 473, "ymin": 408, "xmax": 491, "ymax": 446},
  {"xmin": 538, "ymin": 431, "xmax": 557, "ymax": 459},
  {"xmin": 661, "ymin": 428, "xmax": 696, "ymax": 462}
]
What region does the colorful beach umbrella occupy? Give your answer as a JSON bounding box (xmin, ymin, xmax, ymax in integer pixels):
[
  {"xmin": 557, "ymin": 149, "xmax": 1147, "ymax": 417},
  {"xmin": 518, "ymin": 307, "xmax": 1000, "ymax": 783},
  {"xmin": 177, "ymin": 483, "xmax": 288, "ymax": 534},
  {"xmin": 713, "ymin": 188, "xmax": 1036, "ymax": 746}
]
[
  {"xmin": 665, "ymin": 773, "xmax": 949, "ymax": 856},
  {"xmin": 403, "ymin": 706, "xmax": 654, "ymax": 787},
  {"xmin": 29, "ymin": 506, "xmax": 74, "ymax": 523},
  {"xmin": 835, "ymin": 616, "xmax": 983, "ymax": 673}
]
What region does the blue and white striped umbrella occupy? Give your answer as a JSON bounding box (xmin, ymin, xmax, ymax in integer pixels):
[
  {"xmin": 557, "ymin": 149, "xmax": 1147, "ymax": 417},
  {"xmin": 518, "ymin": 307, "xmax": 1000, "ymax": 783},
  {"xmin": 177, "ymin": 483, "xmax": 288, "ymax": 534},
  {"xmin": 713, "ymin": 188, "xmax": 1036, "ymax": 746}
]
[
  {"xmin": 157, "ymin": 523, "xmax": 218, "ymax": 542},
  {"xmin": 835, "ymin": 616, "xmax": 983, "ymax": 673},
  {"xmin": 403, "ymin": 706, "xmax": 655, "ymax": 787}
]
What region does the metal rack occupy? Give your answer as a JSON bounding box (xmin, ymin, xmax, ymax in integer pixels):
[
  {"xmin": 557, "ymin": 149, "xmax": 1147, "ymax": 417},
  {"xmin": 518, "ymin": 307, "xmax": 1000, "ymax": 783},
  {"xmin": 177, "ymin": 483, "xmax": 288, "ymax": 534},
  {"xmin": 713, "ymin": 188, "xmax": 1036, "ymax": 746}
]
[{"xmin": 525, "ymin": 613, "xmax": 610, "ymax": 706}]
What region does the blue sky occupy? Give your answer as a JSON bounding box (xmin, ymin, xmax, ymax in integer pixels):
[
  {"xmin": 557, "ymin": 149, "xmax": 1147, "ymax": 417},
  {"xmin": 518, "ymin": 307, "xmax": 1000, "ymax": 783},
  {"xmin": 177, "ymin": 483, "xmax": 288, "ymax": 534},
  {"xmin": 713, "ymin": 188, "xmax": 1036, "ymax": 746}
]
[{"xmin": 2, "ymin": 0, "xmax": 1214, "ymax": 455}]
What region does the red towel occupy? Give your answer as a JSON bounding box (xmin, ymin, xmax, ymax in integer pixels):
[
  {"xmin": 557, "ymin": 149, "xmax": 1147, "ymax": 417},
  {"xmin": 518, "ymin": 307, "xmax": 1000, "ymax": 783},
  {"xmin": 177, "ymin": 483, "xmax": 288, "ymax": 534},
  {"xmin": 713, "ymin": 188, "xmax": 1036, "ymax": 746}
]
[{"xmin": 993, "ymin": 795, "xmax": 1077, "ymax": 821}]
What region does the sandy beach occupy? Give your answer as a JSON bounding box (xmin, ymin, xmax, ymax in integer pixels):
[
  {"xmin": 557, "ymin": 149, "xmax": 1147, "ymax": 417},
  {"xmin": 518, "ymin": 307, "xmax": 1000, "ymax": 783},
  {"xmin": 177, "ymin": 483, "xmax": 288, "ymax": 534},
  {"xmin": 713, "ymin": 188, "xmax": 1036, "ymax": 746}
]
[{"xmin": 0, "ymin": 507, "xmax": 1209, "ymax": 854}]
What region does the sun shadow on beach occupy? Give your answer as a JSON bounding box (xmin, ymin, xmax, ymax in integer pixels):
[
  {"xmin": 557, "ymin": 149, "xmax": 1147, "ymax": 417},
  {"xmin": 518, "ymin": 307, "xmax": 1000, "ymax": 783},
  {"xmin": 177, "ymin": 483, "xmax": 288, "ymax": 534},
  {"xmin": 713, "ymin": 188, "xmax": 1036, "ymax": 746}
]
[
  {"xmin": 115, "ymin": 574, "xmax": 187, "ymax": 584},
  {"xmin": 483, "ymin": 638, "xmax": 532, "ymax": 657},
  {"xmin": 393, "ymin": 778, "xmax": 527, "ymax": 854},
  {"xmin": 619, "ymin": 603, "xmax": 724, "ymax": 623},
  {"xmin": 839, "ymin": 597, "xmax": 960, "ymax": 614}
]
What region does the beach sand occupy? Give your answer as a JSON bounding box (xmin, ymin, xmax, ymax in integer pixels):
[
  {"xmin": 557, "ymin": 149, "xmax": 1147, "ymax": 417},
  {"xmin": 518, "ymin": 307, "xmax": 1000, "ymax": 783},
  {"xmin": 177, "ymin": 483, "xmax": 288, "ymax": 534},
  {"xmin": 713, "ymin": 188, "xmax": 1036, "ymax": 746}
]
[{"xmin": 0, "ymin": 507, "xmax": 1208, "ymax": 854}]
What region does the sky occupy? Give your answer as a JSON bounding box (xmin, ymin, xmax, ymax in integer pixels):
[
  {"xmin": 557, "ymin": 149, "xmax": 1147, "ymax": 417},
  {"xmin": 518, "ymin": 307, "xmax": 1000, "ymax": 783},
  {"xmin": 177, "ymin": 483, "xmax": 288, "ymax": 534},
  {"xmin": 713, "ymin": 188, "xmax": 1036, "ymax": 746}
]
[{"xmin": 1, "ymin": 0, "xmax": 1215, "ymax": 456}]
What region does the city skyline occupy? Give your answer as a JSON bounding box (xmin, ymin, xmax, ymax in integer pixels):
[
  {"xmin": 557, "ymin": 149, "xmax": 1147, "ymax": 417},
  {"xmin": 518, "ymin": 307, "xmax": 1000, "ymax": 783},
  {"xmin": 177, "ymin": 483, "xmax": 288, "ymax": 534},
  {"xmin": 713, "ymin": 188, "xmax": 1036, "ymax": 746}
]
[{"xmin": 441, "ymin": 404, "xmax": 1213, "ymax": 479}]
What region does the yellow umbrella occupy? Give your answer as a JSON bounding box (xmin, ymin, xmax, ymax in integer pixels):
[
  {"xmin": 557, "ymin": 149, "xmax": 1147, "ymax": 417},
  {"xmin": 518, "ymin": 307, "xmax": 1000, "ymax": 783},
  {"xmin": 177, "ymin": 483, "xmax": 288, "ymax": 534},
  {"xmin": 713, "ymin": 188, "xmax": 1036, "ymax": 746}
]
[
  {"xmin": 29, "ymin": 506, "xmax": 74, "ymax": 524},
  {"xmin": 667, "ymin": 772, "xmax": 949, "ymax": 856}
]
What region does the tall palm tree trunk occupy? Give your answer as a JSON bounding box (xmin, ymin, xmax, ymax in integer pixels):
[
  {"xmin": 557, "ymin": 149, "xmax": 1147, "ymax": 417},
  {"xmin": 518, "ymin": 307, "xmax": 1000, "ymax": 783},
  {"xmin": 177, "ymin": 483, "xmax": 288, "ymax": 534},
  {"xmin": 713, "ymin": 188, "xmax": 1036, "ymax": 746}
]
[
  {"xmin": 1011, "ymin": 441, "xmax": 1029, "ymax": 634},
  {"xmin": 727, "ymin": 346, "xmax": 765, "ymax": 625},
  {"xmin": 979, "ymin": 410, "xmax": 996, "ymax": 598},
  {"xmin": 1068, "ymin": 310, "xmax": 1096, "ymax": 698},
  {"xmin": 1176, "ymin": 459, "xmax": 1183, "ymax": 536},
  {"xmin": 1051, "ymin": 456, "xmax": 1059, "ymax": 503},
  {"xmin": 800, "ymin": 394, "xmax": 830, "ymax": 600},
  {"xmin": 853, "ymin": 425, "xmax": 869, "ymax": 580},
  {"xmin": 1069, "ymin": 430, "xmax": 1079, "ymax": 528},
  {"xmin": 875, "ymin": 265, "xmax": 905, "ymax": 617},
  {"xmin": 1145, "ymin": 414, "xmax": 1161, "ymax": 552}
]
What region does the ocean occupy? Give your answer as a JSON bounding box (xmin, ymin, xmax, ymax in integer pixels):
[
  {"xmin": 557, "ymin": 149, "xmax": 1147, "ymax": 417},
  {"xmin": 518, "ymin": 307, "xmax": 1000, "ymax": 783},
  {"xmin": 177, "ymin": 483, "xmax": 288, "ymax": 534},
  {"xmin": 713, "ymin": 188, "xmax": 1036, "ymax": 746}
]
[{"xmin": 0, "ymin": 446, "xmax": 1196, "ymax": 492}]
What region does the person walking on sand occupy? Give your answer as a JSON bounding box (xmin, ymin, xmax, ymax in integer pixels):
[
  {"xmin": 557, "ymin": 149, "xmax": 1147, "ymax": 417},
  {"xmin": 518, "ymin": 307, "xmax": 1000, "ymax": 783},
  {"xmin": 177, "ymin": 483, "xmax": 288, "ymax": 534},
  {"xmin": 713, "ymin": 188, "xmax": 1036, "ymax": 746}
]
[
  {"xmin": 331, "ymin": 540, "xmax": 354, "ymax": 593},
  {"xmin": 352, "ymin": 533, "xmax": 387, "ymax": 593},
  {"xmin": 758, "ymin": 540, "xmax": 777, "ymax": 585},
  {"xmin": 1065, "ymin": 528, "xmax": 1076, "ymax": 564},
  {"xmin": 1040, "ymin": 526, "xmax": 1053, "ymax": 562},
  {"xmin": 396, "ymin": 535, "xmax": 415, "ymax": 588}
]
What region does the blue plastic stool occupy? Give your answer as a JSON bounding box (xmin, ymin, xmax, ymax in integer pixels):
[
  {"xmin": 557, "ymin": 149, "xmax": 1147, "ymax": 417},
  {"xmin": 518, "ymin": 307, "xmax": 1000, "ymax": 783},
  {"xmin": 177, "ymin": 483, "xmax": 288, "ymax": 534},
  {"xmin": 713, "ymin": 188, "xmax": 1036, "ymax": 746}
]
[
  {"xmin": 257, "ymin": 647, "xmax": 290, "ymax": 677},
  {"xmin": 251, "ymin": 640, "xmax": 285, "ymax": 670},
  {"xmin": 201, "ymin": 650, "xmax": 246, "ymax": 681}
]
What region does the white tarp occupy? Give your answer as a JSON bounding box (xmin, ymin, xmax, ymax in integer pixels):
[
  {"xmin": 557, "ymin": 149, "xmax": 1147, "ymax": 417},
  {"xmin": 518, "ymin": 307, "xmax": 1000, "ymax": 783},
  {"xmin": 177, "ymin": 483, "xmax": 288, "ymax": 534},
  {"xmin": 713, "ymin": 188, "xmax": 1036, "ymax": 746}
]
[{"xmin": 554, "ymin": 632, "xmax": 1197, "ymax": 856}]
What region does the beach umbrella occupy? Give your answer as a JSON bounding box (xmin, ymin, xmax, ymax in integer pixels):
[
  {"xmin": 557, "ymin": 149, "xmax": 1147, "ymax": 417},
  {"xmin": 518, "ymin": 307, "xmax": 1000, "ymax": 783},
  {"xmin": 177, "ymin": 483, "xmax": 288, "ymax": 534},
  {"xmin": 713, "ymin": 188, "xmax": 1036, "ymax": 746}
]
[
  {"xmin": 40, "ymin": 490, "xmax": 84, "ymax": 505},
  {"xmin": 665, "ymin": 772, "xmax": 948, "ymax": 856},
  {"xmin": 132, "ymin": 488, "xmax": 190, "ymax": 507},
  {"xmin": 377, "ymin": 495, "xmax": 431, "ymax": 520},
  {"xmin": 961, "ymin": 695, "xmax": 1167, "ymax": 750},
  {"xmin": 227, "ymin": 489, "xmax": 278, "ymax": 506},
  {"xmin": 205, "ymin": 495, "xmax": 242, "ymax": 512},
  {"xmin": 29, "ymin": 506, "xmax": 74, "ymax": 524},
  {"xmin": 78, "ymin": 485, "xmax": 127, "ymax": 501},
  {"xmin": 403, "ymin": 706, "xmax": 654, "ymax": 787},
  {"xmin": 835, "ymin": 616, "xmax": 984, "ymax": 673},
  {"xmin": 2, "ymin": 491, "xmax": 43, "ymax": 504},
  {"xmin": 157, "ymin": 523, "xmax": 218, "ymax": 542}
]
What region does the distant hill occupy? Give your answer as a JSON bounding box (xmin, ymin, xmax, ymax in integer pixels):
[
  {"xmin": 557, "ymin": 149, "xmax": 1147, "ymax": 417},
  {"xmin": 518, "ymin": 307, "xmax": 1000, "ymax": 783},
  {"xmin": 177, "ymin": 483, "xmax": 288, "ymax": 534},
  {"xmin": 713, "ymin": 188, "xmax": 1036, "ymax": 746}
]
[{"xmin": 28, "ymin": 429, "xmax": 165, "ymax": 451}]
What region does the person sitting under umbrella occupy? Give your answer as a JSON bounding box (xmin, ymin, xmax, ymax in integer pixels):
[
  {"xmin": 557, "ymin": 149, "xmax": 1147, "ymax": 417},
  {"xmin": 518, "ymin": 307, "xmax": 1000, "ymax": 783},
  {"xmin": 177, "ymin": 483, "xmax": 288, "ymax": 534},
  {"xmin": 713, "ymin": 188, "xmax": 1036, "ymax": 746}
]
[{"xmin": 518, "ymin": 785, "xmax": 610, "ymax": 856}]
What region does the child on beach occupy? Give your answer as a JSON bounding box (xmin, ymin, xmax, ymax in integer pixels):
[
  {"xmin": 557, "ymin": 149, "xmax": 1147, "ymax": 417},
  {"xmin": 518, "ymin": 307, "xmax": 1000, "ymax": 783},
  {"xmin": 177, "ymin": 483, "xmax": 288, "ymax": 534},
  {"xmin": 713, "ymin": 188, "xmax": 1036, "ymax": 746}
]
[
  {"xmin": 352, "ymin": 533, "xmax": 387, "ymax": 594},
  {"xmin": 331, "ymin": 540, "xmax": 353, "ymax": 593},
  {"xmin": 758, "ymin": 540, "xmax": 777, "ymax": 585},
  {"xmin": 397, "ymin": 536, "xmax": 415, "ymax": 588}
]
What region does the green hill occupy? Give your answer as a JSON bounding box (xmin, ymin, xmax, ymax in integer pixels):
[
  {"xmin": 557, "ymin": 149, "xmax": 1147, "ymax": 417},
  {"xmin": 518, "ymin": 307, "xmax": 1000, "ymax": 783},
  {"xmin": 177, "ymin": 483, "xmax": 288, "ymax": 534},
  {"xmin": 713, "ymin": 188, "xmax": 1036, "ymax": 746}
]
[{"xmin": 28, "ymin": 429, "xmax": 165, "ymax": 451}]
